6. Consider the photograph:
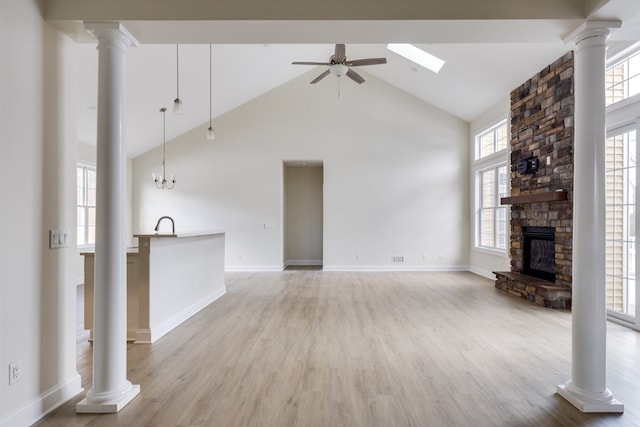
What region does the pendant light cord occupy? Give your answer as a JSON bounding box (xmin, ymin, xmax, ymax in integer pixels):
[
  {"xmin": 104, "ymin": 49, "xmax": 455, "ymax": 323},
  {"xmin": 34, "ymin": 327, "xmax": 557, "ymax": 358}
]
[
  {"xmin": 209, "ymin": 44, "xmax": 212, "ymax": 128},
  {"xmin": 162, "ymin": 108, "xmax": 167, "ymax": 178},
  {"xmin": 176, "ymin": 44, "xmax": 180, "ymax": 99}
]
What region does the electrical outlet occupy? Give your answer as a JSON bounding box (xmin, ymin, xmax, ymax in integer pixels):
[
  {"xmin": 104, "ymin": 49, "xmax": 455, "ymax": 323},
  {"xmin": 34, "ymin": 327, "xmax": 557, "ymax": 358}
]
[
  {"xmin": 9, "ymin": 361, "xmax": 22, "ymax": 385},
  {"xmin": 392, "ymin": 255, "xmax": 405, "ymax": 264}
]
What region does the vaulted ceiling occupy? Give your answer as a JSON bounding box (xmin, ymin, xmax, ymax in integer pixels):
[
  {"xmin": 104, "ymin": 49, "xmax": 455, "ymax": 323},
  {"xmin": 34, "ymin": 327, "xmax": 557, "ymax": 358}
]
[{"xmin": 47, "ymin": 0, "xmax": 640, "ymax": 157}]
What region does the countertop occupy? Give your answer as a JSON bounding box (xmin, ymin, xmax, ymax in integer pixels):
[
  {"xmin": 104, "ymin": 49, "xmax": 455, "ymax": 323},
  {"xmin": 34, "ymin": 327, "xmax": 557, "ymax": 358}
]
[{"xmin": 133, "ymin": 231, "xmax": 225, "ymax": 239}]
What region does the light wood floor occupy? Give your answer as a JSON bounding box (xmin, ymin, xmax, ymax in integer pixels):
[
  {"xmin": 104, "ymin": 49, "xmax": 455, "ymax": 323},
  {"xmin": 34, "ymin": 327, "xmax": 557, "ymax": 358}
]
[{"xmin": 36, "ymin": 271, "xmax": 640, "ymax": 427}]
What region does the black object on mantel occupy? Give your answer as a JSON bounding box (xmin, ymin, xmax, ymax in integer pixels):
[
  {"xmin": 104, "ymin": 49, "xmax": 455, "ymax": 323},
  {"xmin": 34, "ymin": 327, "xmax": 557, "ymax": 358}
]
[{"xmin": 517, "ymin": 157, "xmax": 539, "ymax": 175}]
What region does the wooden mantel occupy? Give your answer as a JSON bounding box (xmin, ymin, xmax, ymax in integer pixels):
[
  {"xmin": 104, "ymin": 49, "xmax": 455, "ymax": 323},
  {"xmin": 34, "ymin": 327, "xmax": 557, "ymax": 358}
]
[{"xmin": 500, "ymin": 190, "xmax": 568, "ymax": 205}]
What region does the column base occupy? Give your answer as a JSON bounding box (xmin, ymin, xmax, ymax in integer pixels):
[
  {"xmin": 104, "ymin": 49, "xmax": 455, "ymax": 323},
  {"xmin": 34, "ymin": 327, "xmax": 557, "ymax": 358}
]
[
  {"xmin": 556, "ymin": 382, "xmax": 624, "ymax": 413},
  {"xmin": 76, "ymin": 384, "xmax": 140, "ymax": 413}
]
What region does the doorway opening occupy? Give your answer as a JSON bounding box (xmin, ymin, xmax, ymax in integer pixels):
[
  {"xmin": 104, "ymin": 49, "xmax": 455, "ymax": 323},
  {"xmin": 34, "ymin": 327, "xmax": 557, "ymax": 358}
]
[{"xmin": 283, "ymin": 161, "xmax": 324, "ymax": 269}]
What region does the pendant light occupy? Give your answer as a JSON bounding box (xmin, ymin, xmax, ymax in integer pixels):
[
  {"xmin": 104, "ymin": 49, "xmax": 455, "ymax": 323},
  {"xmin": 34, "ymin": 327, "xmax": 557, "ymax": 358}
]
[
  {"xmin": 152, "ymin": 107, "xmax": 176, "ymax": 189},
  {"xmin": 173, "ymin": 44, "xmax": 183, "ymax": 114},
  {"xmin": 207, "ymin": 44, "xmax": 216, "ymax": 140}
]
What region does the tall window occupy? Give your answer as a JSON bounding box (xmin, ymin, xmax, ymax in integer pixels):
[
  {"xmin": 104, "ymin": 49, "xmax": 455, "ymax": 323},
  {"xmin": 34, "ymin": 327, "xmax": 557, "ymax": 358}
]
[
  {"xmin": 605, "ymin": 129, "xmax": 637, "ymax": 319},
  {"xmin": 77, "ymin": 164, "xmax": 96, "ymax": 246},
  {"xmin": 475, "ymin": 121, "xmax": 509, "ymax": 251},
  {"xmin": 606, "ymin": 50, "xmax": 640, "ymax": 106}
]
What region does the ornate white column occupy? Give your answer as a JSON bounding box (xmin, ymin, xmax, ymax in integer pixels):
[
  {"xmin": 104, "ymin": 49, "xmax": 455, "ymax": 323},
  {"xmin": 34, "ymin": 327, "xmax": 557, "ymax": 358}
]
[
  {"xmin": 556, "ymin": 20, "xmax": 623, "ymax": 413},
  {"xmin": 77, "ymin": 22, "xmax": 140, "ymax": 413}
]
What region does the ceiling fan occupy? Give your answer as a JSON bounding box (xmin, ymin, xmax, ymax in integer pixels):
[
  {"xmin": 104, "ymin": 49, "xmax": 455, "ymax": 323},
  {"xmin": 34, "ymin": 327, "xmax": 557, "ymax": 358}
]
[{"xmin": 292, "ymin": 44, "xmax": 387, "ymax": 84}]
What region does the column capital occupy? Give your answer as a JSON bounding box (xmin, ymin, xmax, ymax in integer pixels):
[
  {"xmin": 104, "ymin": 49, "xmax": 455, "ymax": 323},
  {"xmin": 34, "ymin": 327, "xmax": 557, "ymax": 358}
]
[
  {"xmin": 84, "ymin": 21, "xmax": 139, "ymax": 48},
  {"xmin": 564, "ymin": 20, "xmax": 622, "ymax": 46}
]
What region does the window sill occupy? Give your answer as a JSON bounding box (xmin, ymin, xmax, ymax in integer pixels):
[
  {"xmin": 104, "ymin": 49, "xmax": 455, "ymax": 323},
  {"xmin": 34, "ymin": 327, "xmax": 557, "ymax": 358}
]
[
  {"xmin": 77, "ymin": 244, "xmax": 95, "ymax": 253},
  {"xmin": 473, "ymin": 247, "xmax": 508, "ymax": 257}
]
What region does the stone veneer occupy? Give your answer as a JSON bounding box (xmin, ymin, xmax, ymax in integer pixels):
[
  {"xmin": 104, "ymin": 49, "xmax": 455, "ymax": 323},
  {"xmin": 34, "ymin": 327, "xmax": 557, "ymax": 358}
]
[{"xmin": 495, "ymin": 52, "xmax": 574, "ymax": 308}]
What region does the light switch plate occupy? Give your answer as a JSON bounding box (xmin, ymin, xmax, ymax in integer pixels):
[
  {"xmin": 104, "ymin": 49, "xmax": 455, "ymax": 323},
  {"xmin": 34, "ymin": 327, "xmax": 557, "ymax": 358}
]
[{"xmin": 49, "ymin": 230, "xmax": 69, "ymax": 249}]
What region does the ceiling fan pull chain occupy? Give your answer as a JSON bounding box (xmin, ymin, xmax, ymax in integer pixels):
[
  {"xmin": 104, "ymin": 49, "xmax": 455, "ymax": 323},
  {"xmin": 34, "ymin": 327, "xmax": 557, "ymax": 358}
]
[{"xmin": 338, "ymin": 76, "xmax": 341, "ymax": 98}]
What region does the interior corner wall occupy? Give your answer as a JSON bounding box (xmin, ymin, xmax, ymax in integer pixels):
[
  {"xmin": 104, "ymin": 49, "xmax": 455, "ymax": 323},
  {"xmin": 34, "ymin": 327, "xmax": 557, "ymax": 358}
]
[
  {"xmin": 468, "ymin": 98, "xmax": 512, "ymax": 278},
  {"xmin": 132, "ymin": 69, "xmax": 470, "ymax": 271},
  {"xmin": 0, "ymin": 1, "xmax": 81, "ymax": 425}
]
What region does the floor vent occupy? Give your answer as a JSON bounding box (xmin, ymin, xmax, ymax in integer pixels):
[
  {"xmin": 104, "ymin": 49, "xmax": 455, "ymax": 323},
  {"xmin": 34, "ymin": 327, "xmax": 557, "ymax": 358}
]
[{"xmin": 392, "ymin": 256, "xmax": 405, "ymax": 264}]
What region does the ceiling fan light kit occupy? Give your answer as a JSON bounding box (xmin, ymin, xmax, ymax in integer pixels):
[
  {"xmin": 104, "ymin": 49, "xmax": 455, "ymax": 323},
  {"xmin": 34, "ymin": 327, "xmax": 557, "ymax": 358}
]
[
  {"xmin": 330, "ymin": 64, "xmax": 348, "ymax": 77},
  {"xmin": 292, "ymin": 44, "xmax": 387, "ymax": 85}
]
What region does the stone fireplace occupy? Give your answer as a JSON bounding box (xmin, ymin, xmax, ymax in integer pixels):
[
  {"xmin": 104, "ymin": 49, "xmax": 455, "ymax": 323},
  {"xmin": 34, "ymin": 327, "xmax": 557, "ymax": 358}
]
[{"xmin": 494, "ymin": 52, "xmax": 574, "ymax": 309}]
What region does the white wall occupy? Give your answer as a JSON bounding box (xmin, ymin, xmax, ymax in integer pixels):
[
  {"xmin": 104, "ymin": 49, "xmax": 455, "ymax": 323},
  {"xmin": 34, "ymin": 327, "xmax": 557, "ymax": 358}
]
[
  {"xmin": 0, "ymin": 1, "xmax": 81, "ymax": 425},
  {"xmin": 284, "ymin": 165, "xmax": 324, "ymax": 265},
  {"xmin": 133, "ymin": 69, "xmax": 470, "ymax": 271},
  {"xmin": 468, "ymin": 98, "xmax": 511, "ymax": 279}
]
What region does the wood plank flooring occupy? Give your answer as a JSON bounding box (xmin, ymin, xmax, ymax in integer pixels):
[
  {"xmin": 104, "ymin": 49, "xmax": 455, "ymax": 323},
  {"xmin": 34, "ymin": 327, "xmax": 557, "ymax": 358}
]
[{"xmin": 36, "ymin": 271, "xmax": 640, "ymax": 427}]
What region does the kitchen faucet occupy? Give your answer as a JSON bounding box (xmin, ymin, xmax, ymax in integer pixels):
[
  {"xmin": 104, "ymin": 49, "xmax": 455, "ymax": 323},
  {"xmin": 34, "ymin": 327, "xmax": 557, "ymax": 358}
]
[{"xmin": 154, "ymin": 216, "xmax": 175, "ymax": 234}]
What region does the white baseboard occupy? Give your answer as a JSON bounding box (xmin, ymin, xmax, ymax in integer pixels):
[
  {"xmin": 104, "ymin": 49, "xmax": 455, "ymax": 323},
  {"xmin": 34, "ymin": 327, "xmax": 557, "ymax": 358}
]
[
  {"xmin": 225, "ymin": 265, "xmax": 284, "ymax": 272},
  {"xmin": 322, "ymin": 264, "xmax": 470, "ymax": 272},
  {"xmin": 468, "ymin": 266, "xmax": 497, "ymax": 280},
  {"xmin": 0, "ymin": 374, "xmax": 82, "ymax": 427},
  {"xmin": 147, "ymin": 286, "xmax": 227, "ymax": 343}
]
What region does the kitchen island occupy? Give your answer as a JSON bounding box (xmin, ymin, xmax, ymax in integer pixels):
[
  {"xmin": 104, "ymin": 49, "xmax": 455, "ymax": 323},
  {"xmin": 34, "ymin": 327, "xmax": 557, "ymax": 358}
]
[{"xmin": 82, "ymin": 231, "xmax": 226, "ymax": 343}]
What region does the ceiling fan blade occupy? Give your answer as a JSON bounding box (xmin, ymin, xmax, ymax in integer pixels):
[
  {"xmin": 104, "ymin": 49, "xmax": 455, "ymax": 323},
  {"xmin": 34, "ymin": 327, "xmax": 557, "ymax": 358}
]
[
  {"xmin": 347, "ymin": 58, "xmax": 387, "ymax": 67},
  {"xmin": 346, "ymin": 69, "xmax": 365, "ymax": 84},
  {"xmin": 334, "ymin": 44, "xmax": 346, "ymax": 62},
  {"xmin": 292, "ymin": 61, "xmax": 331, "ymax": 66},
  {"xmin": 310, "ymin": 69, "xmax": 331, "ymax": 84}
]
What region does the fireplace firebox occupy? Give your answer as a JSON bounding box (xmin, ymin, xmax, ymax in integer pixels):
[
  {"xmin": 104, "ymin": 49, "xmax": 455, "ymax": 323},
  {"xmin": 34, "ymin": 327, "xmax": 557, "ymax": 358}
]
[{"xmin": 523, "ymin": 226, "xmax": 555, "ymax": 282}]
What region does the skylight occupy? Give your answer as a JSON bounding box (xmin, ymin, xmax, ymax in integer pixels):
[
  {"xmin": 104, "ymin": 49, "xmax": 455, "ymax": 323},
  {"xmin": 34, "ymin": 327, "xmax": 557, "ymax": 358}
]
[{"xmin": 387, "ymin": 43, "xmax": 445, "ymax": 73}]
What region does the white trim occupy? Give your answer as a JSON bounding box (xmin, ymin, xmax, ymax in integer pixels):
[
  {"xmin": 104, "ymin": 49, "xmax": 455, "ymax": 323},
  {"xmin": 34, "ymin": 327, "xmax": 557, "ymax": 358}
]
[
  {"xmin": 606, "ymin": 97, "xmax": 640, "ymax": 130},
  {"xmin": 146, "ymin": 287, "xmax": 226, "ymax": 343},
  {"xmin": 607, "ymin": 41, "xmax": 640, "ymax": 67},
  {"xmin": 473, "ymin": 246, "xmax": 508, "ymax": 257},
  {"xmin": 225, "ymin": 264, "xmax": 285, "ymax": 272},
  {"xmin": 322, "ymin": 264, "xmax": 469, "ymax": 272},
  {"xmin": 0, "ymin": 374, "xmax": 82, "ymax": 427},
  {"xmin": 468, "ymin": 266, "xmax": 496, "ymax": 280},
  {"xmin": 607, "ymin": 314, "xmax": 640, "ymax": 331},
  {"xmin": 474, "ymin": 149, "xmax": 508, "ymax": 169}
]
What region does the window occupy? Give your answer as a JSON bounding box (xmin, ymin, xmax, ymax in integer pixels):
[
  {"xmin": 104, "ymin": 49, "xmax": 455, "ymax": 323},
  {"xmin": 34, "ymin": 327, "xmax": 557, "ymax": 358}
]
[
  {"xmin": 77, "ymin": 164, "xmax": 96, "ymax": 246},
  {"xmin": 477, "ymin": 165, "xmax": 509, "ymax": 250},
  {"xmin": 474, "ymin": 121, "xmax": 509, "ymax": 252},
  {"xmin": 605, "ymin": 129, "xmax": 637, "ymax": 319},
  {"xmin": 606, "ymin": 50, "xmax": 640, "ymax": 106},
  {"xmin": 477, "ymin": 121, "xmax": 508, "ymax": 160}
]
